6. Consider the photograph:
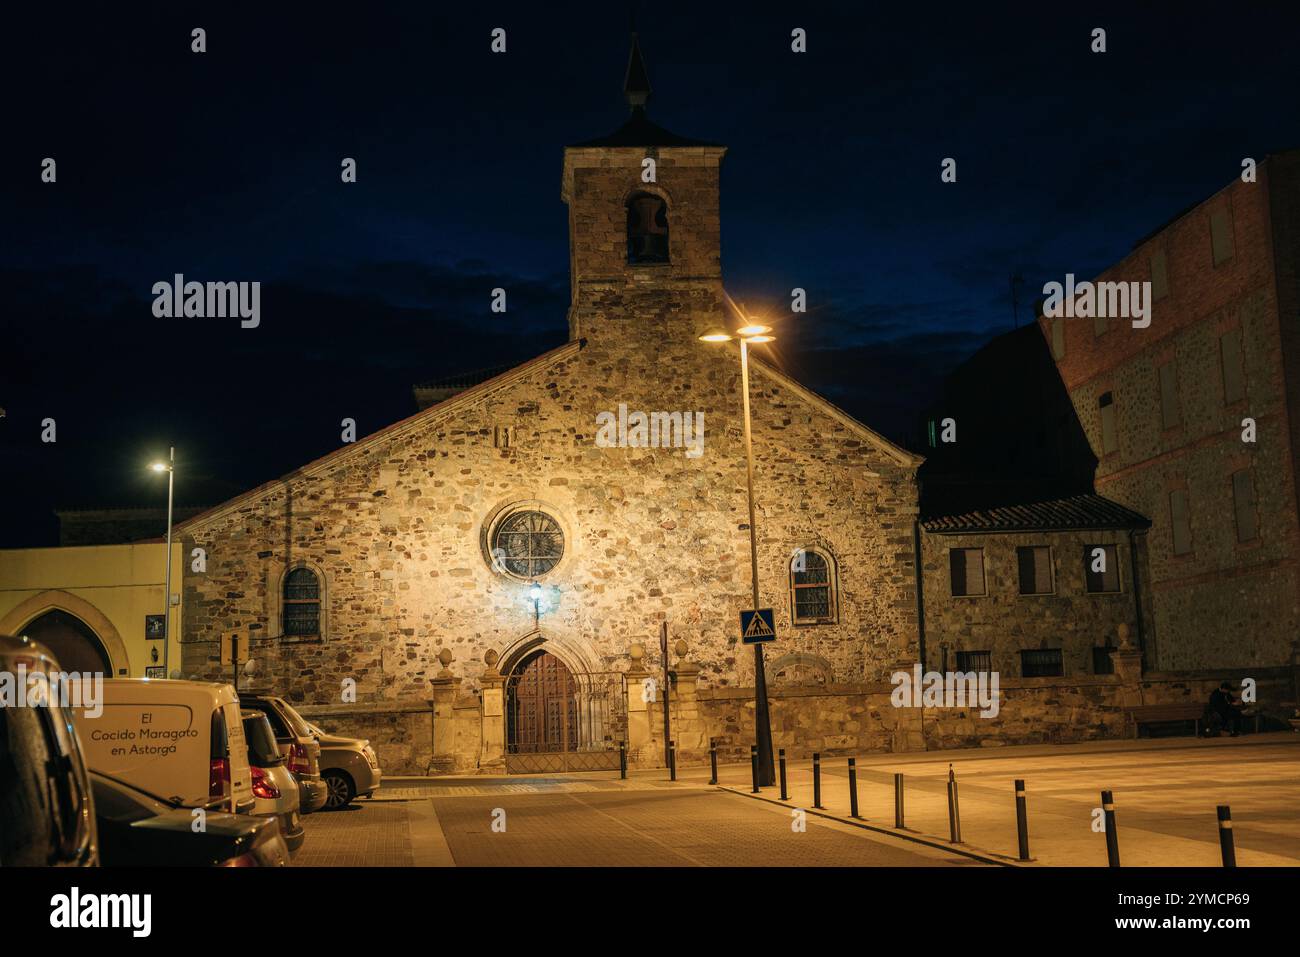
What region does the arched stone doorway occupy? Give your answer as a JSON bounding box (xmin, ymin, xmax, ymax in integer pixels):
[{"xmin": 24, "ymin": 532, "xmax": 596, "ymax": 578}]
[
  {"xmin": 502, "ymin": 645, "xmax": 627, "ymax": 774},
  {"xmin": 17, "ymin": 609, "xmax": 112, "ymax": 675}
]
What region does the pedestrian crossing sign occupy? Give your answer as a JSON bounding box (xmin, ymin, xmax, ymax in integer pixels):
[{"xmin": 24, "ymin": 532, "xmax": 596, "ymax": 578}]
[{"xmin": 740, "ymin": 608, "xmax": 776, "ymax": 644}]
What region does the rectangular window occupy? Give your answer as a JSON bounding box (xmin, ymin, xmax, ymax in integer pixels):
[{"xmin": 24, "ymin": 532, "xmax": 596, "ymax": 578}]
[
  {"xmin": 1220, "ymin": 328, "xmax": 1246, "ymax": 404},
  {"xmin": 1158, "ymin": 361, "xmax": 1180, "ymax": 429},
  {"xmin": 949, "ymin": 548, "xmax": 986, "ymax": 597},
  {"xmin": 955, "ymin": 650, "xmax": 992, "ymax": 672},
  {"xmin": 1051, "ymin": 317, "xmax": 1065, "ymax": 360},
  {"xmin": 1150, "ymin": 249, "xmax": 1169, "ymax": 300},
  {"xmin": 1232, "ymin": 470, "xmax": 1258, "ymax": 543},
  {"xmin": 1098, "ymin": 392, "xmax": 1118, "ymax": 455},
  {"xmin": 1210, "ymin": 209, "xmax": 1235, "ymax": 265},
  {"xmin": 1017, "ymin": 545, "xmax": 1054, "ymax": 595},
  {"xmin": 1092, "ymin": 646, "xmax": 1116, "ymax": 675},
  {"xmin": 1020, "ymin": 649, "xmax": 1063, "ymax": 678},
  {"xmin": 1084, "ymin": 544, "xmax": 1121, "ymax": 593},
  {"xmin": 1170, "ymin": 489, "xmax": 1192, "ymax": 555}
]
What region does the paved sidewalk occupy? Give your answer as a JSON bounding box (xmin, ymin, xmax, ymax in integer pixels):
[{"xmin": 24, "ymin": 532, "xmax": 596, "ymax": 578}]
[{"xmin": 666, "ymin": 733, "xmax": 1300, "ymax": 866}]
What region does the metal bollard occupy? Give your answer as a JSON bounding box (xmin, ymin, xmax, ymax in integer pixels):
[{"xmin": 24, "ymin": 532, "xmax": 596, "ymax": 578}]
[
  {"xmin": 1101, "ymin": 789, "xmax": 1120, "ymax": 867},
  {"xmin": 813, "ymin": 752, "xmax": 824, "ymax": 809},
  {"xmin": 1217, "ymin": 805, "xmax": 1236, "ymax": 867},
  {"xmin": 848, "ymin": 758, "xmax": 860, "ymax": 818},
  {"xmin": 619, "ymin": 740, "xmax": 627, "ymax": 780},
  {"xmin": 894, "ymin": 773, "xmax": 905, "ymax": 829},
  {"xmin": 779, "ymin": 749, "xmax": 788, "ymax": 800},
  {"xmin": 947, "ymin": 765, "xmax": 962, "ymax": 843},
  {"xmin": 708, "ymin": 738, "xmax": 718, "ymax": 785},
  {"xmin": 668, "ymin": 739, "xmax": 677, "ymax": 782},
  {"xmin": 751, "ymin": 745, "xmax": 759, "ymax": 793},
  {"xmin": 1014, "ymin": 779, "xmax": 1030, "ymax": 861}
]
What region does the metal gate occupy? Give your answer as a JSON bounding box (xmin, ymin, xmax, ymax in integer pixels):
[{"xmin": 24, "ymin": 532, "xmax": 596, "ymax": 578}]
[{"xmin": 505, "ymin": 652, "xmax": 626, "ymax": 773}]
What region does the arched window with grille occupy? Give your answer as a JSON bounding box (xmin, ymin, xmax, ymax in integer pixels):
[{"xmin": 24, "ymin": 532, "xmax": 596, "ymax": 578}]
[
  {"xmin": 789, "ymin": 547, "xmax": 838, "ymax": 625},
  {"xmin": 283, "ymin": 566, "xmax": 322, "ymax": 637},
  {"xmin": 626, "ymin": 191, "xmax": 669, "ymax": 264}
]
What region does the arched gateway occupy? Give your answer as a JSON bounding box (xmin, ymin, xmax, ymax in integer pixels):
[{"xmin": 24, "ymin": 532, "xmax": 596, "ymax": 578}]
[{"xmin": 504, "ymin": 648, "xmax": 627, "ymax": 774}]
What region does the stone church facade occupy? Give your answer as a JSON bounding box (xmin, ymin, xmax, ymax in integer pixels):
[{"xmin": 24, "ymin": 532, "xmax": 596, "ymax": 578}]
[
  {"xmin": 176, "ymin": 44, "xmax": 926, "ymax": 768},
  {"xmin": 163, "ymin": 43, "xmax": 1297, "ymax": 774}
]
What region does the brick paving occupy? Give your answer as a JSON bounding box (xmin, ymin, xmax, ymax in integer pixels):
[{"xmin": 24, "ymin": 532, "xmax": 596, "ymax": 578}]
[
  {"xmin": 429, "ymin": 789, "xmax": 977, "ymax": 866},
  {"xmin": 294, "ymin": 804, "xmax": 415, "ymax": 867},
  {"xmin": 685, "ymin": 733, "xmax": 1300, "ymax": 866},
  {"xmin": 293, "ymin": 781, "xmax": 979, "ymax": 866}
]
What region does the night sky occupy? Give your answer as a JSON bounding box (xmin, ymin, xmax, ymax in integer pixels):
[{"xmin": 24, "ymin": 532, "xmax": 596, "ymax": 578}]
[{"xmin": 2, "ymin": 3, "xmax": 1297, "ymax": 547}]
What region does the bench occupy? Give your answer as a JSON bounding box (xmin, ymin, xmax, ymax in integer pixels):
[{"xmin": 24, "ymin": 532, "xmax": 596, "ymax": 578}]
[{"xmin": 1124, "ymin": 703, "xmax": 1203, "ymax": 738}]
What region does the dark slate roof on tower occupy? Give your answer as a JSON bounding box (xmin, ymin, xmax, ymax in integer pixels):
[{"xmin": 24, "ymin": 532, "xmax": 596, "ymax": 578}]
[
  {"xmin": 569, "ymin": 33, "xmax": 721, "ymax": 149},
  {"xmin": 920, "ymin": 494, "xmax": 1152, "ymax": 534}
]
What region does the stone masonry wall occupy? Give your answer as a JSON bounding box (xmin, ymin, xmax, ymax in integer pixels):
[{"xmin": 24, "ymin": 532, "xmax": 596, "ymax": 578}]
[{"xmin": 920, "ymin": 528, "xmax": 1153, "ymax": 676}]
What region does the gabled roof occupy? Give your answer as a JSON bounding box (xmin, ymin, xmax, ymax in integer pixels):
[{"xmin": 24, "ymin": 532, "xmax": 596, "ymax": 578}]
[
  {"xmin": 748, "ymin": 352, "xmax": 924, "ymax": 470},
  {"xmin": 921, "ymin": 494, "xmax": 1150, "ymax": 534},
  {"xmin": 176, "ymin": 340, "xmax": 585, "ymax": 533}
]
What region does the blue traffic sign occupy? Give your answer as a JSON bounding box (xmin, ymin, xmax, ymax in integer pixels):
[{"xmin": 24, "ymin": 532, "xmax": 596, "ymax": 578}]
[{"xmin": 740, "ymin": 608, "xmax": 776, "ymax": 644}]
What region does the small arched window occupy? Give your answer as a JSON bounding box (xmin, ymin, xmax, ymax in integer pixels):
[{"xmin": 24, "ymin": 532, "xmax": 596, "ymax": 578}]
[
  {"xmin": 283, "ymin": 567, "xmax": 321, "ymax": 637},
  {"xmin": 627, "ymin": 192, "xmax": 669, "ymax": 264},
  {"xmin": 790, "ymin": 547, "xmax": 838, "ymax": 625}
]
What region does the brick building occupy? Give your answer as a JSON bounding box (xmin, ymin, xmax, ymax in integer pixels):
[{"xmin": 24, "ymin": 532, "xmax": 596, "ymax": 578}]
[
  {"xmin": 1038, "ymin": 151, "xmax": 1300, "ymax": 670},
  {"xmin": 174, "ymin": 38, "xmax": 926, "ymax": 768}
]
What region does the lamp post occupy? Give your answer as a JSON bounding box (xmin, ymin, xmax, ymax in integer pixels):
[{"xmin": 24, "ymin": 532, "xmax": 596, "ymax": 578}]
[
  {"xmin": 700, "ymin": 322, "xmax": 777, "ymax": 785},
  {"xmin": 150, "ymin": 448, "xmax": 175, "ymax": 678}
]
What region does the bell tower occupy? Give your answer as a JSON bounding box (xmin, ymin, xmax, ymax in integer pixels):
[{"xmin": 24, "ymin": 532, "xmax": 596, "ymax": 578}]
[{"xmin": 562, "ymin": 33, "xmax": 727, "ymax": 346}]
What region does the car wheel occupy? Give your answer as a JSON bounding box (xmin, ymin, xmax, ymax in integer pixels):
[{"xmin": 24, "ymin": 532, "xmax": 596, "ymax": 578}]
[{"xmin": 323, "ymin": 770, "xmax": 355, "ymax": 810}]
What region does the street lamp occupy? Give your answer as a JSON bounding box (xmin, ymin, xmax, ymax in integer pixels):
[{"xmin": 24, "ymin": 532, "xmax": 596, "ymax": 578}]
[
  {"xmin": 529, "ymin": 581, "xmax": 542, "ymax": 629},
  {"xmin": 150, "ymin": 448, "xmax": 175, "ymax": 679},
  {"xmin": 699, "ymin": 321, "xmax": 777, "ymax": 785}
]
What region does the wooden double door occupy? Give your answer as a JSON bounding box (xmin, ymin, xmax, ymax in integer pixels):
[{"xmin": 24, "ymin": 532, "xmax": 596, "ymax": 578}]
[{"xmin": 507, "ymin": 651, "xmax": 579, "ymax": 754}]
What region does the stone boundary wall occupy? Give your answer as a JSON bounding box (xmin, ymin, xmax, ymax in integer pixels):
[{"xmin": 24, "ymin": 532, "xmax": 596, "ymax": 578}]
[
  {"xmin": 697, "ymin": 666, "xmax": 1297, "ymax": 763},
  {"xmin": 292, "ymin": 665, "xmax": 1297, "ymax": 775}
]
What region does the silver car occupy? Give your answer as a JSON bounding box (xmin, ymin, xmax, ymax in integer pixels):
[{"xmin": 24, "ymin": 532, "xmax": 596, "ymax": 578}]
[
  {"xmin": 241, "ymin": 711, "xmax": 305, "ymax": 853},
  {"xmin": 305, "ymin": 721, "xmax": 383, "ymax": 810}
]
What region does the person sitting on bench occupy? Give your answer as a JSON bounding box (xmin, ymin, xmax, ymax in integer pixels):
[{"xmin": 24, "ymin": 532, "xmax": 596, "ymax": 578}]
[{"xmin": 1205, "ymin": 682, "xmax": 1244, "ymax": 737}]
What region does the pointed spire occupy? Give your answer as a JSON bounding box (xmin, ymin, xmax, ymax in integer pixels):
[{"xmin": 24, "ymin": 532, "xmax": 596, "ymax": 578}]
[{"xmin": 624, "ymin": 31, "xmax": 651, "ymax": 112}]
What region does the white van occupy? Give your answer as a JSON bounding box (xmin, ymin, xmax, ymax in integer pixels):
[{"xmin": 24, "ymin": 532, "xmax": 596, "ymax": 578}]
[{"xmin": 72, "ymin": 679, "xmax": 254, "ymax": 814}]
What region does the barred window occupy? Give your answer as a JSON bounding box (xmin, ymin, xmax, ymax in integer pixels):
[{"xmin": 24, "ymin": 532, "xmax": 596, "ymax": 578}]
[
  {"xmin": 1021, "ymin": 648, "xmax": 1063, "ymax": 678},
  {"xmin": 283, "ymin": 567, "xmax": 321, "ymax": 637},
  {"xmin": 492, "ymin": 510, "xmax": 564, "ymax": 579},
  {"xmin": 790, "ymin": 548, "xmax": 837, "ymax": 624},
  {"xmin": 956, "ymin": 650, "xmax": 992, "ymax": 672}
]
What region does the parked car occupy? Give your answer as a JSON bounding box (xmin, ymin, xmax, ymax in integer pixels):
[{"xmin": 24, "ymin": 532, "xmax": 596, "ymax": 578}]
[
  {"xmin": 90, "ymin": 769, "xmax": 288, "ymax": 866},
  {"xmin": 242, "ymin": 710, "xmax": 305, "ymax": 853},
  {"xmin": 0, "ymin": 634, "xmax": 98, "ymax": 867},
  {"xmin": 304, "ymin": 720, "xmax": 383, "ymax": 809},
  {"xmin": 72, "ymin": 678, "xmax": 254, "ymax": 815},
  {"xmin": 239, "ymin": 694, "xmax": 327, "ymax": 814}
]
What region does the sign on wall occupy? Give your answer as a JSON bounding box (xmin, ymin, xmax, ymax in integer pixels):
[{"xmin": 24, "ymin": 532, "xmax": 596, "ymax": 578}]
[{"xmin": 145, "ymin": 614, "xmax": 165, "ymax": 640}]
